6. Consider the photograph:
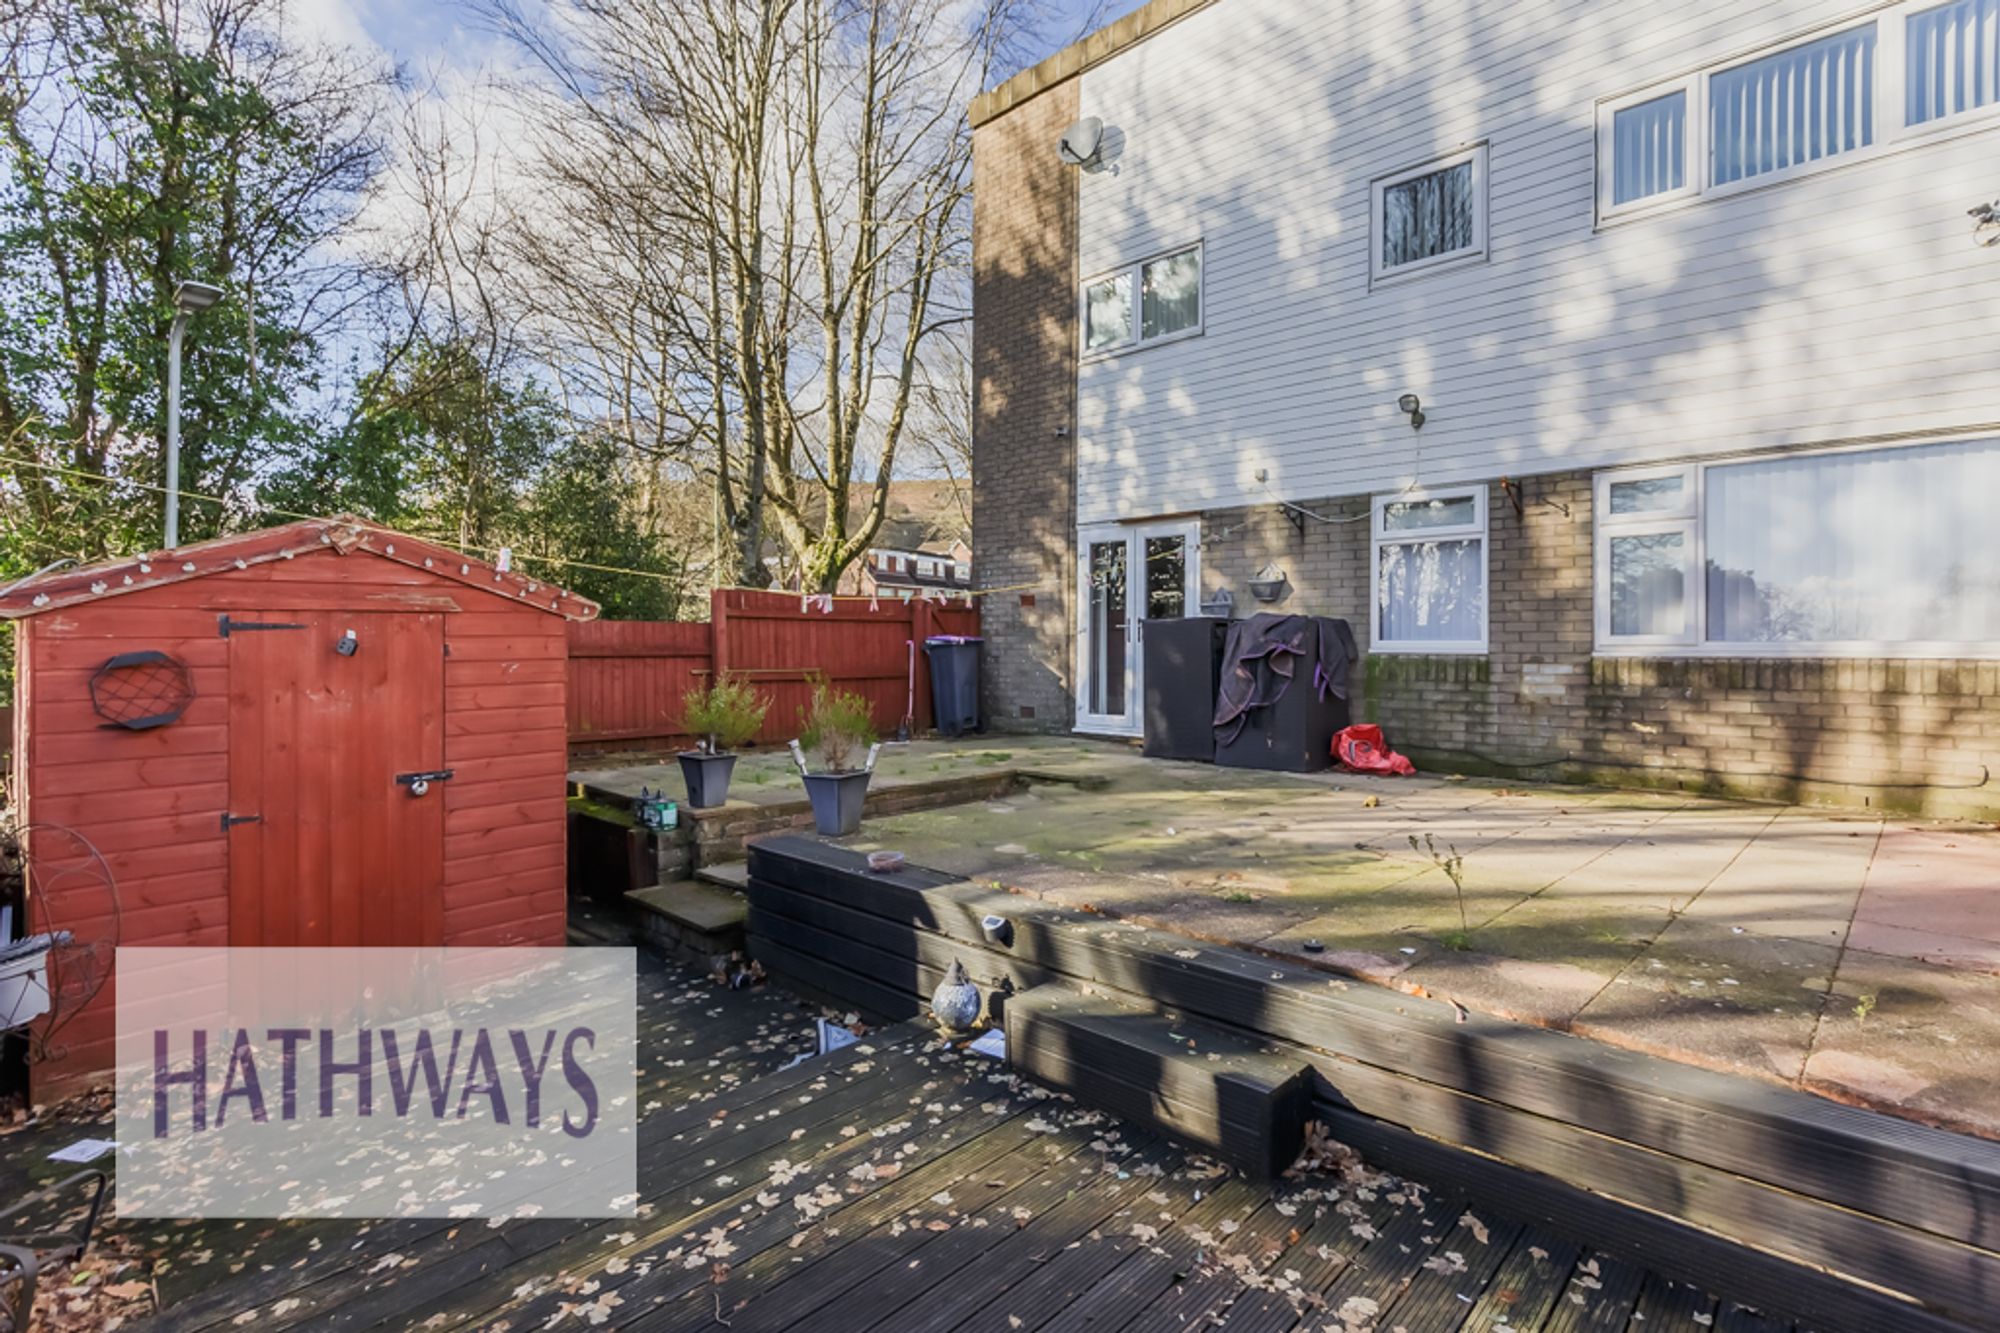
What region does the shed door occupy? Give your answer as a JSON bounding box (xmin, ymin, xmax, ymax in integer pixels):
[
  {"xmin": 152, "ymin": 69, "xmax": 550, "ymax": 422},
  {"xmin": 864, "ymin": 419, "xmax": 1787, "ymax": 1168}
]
[{"xmin": 226, "ymin": 611, "xmax": 446, "ymax": 946}]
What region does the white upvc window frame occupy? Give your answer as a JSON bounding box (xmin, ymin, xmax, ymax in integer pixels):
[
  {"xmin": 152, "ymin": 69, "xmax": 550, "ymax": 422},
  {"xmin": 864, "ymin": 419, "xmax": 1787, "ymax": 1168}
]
[
  {"xmin": 1596, "ymin": 2, "xmax": 2000, "ymax": 227},
  {"xmin": 1593, "ymin": 464, "xmax": 1698, "ymax": 649},
  {"xmin": 1699, "ymin": 16, "xmax": 1885, "ymax": 203},
  {"xmin": 1368, "ymin": 144, "xmax": 1490, "ymax": 288},
  {"xmin": 1594, "ymin": 436, "xmax": 2000, "ymax": 660},
  {"xmin": 1883, "ymin": 0, "xmax": 2000, "ymax": 141},
  {"xmin": 1595, "ymin": 77, "xmax": 1702, "ymax": 222},
  {"xmin": 1079, "ymin": 240, "xmax": 1205, "ymax": 361},
  {"xmin": 1369, "ymin": 484, "xmax": 1490, "ymax": 656}
]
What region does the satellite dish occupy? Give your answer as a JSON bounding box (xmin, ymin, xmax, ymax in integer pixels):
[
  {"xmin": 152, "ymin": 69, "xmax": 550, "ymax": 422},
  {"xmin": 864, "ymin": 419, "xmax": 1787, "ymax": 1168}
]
[{"xmin": 1057, "ymin": 116, "xmax": 1104, "ymax": 167}]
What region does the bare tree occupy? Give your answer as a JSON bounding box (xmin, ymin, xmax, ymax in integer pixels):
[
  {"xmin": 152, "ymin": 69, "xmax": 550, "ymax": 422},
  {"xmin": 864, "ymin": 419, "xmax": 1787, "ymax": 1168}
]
[{"xmin": 486, "ymin": 0, "xmax": 1017, "ymax": 591}]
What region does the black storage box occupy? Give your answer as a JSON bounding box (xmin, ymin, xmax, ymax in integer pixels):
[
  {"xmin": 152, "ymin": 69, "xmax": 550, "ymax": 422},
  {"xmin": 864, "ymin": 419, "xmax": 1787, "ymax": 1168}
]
[
  {"xmin": 1213, "ymin": 616, "xmax": 1355, "ymax": 774},
  {"xmin": 1142, "ymin": 616, "xmax": 1230, "ymax": 761}
]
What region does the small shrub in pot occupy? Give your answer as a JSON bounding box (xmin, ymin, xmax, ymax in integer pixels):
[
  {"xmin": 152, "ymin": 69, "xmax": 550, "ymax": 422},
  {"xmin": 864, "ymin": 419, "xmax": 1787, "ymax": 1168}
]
[
  {"xmin": 795, "ymin": 680, "xmax": 879, "ymax": 835},
  {"xmin": 677, "ymin": 675, "xmax": 770, "ymax": 808}
]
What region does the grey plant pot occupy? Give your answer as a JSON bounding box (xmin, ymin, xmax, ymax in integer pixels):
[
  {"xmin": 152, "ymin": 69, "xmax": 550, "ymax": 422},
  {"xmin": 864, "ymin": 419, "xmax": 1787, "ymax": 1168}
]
[
  {"xmin": 802, "ymin": 769, "xmax": 872, "ymax": 836},
  {"xmin": 679, "ymin": 751, "xmax": 738, "ymax": 809}
]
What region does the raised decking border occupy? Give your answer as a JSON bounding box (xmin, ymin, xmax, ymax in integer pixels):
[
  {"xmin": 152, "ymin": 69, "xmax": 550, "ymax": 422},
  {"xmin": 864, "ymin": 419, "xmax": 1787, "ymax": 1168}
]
[{"xmin": 744, "ymin": 834, "xmax": 2000, "ymax": 1333}]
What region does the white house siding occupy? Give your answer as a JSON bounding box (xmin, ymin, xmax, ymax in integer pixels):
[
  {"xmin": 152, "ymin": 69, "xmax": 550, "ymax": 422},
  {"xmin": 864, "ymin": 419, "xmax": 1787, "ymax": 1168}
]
[{"xmin": 1072, "ymin": 0, "xmax": 2000, "ymax": 526}]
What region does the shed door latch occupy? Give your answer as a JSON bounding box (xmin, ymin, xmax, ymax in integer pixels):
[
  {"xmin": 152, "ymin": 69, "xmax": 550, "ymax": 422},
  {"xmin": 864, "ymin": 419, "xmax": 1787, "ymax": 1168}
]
[
  {"xmin": 396, "ymin": 769, "xmax": 454, "ymax": 798},
  {"xmin": 221, "ymin": 813, "xmax": 262, "ymax": 831},
  {"xmin": 218, "ymin": 614, "xmax": 307, "ymax": 637}
]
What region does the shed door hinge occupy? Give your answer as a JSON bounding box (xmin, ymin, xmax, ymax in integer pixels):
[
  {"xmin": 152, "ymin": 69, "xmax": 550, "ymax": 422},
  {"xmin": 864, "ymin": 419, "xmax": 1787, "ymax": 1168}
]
[
  {"xmin": 221, "ymin": 813, "xmax": 262, "ymax": 831},
  {"xmin": 218, "ymin": 614, "xmax": 307, "ymax": 637}
]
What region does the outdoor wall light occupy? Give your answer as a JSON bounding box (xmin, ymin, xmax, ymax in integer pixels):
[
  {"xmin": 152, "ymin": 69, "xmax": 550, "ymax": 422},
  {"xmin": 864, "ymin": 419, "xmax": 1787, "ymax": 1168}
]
[
  {"xmin": 1397, "ymin": 394, "xmax": 1426, "ymax": 429},
  {"xmin": 1973, "ymin": 201, "xmax": 2000, "ymax": 248}
]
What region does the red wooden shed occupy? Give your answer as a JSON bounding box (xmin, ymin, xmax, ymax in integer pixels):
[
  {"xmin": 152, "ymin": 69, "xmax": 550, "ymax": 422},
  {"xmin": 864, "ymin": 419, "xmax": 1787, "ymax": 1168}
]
[{"xmin": 1, "ymin": 516, "xmax": 599, "ymax": 1097}]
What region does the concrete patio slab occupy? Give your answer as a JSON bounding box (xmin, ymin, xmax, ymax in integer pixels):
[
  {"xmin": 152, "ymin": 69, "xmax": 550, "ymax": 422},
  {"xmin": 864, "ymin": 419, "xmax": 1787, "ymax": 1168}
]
[
  {"xmin": 1808, "ymin": 950, "xmax": 2000, "ymax": 1139},
  {"xmin": 1676, "ymin": 811, "xmax": 1877, "ymax": 944},
  {"xmin": 815, "ymin": 735, "xmax": 2000, "ymax": 1138},
  {"xmin": 1849, "ymin": 822, "xmax": 2000, "ymax": 968},
  {"xmin": 1573, "ymin": 917, "xmax": 1840, "ymax": 1083}
]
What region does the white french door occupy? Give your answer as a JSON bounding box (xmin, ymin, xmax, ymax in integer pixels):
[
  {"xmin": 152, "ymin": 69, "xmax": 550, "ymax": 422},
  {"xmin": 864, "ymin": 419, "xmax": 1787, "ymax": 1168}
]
[{"xmin": 1075, "ymin": 518, "xmax": 1201, "ymax": 736}]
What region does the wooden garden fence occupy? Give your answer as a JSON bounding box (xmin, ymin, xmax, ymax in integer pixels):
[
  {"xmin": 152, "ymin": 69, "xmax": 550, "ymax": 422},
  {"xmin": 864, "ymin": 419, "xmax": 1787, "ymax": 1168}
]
[{"xmin": 566, "ymin": 587, "xmax": 980, "ymax": 753}]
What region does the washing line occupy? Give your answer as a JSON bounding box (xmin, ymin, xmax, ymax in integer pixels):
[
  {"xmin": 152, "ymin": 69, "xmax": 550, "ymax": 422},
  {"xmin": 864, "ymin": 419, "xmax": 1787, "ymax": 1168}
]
[{"xmin": 0, "ymin": 453, "xmax": 1041, "ymax": 600}]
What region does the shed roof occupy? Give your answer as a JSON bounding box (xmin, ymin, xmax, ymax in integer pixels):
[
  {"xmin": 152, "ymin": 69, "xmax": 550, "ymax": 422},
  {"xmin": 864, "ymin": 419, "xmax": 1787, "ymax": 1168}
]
[{"xmin": 0, "ymin": 516, "xmax": 602, "ymax": 621}]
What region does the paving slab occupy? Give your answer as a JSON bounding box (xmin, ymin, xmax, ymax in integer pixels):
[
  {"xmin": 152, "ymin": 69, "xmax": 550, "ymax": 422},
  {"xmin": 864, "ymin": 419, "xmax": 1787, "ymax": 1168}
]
[
  {"xmin": 1851, "ymin": 821, "xmax": 2000, "ymax": 972},
  {"xmin": 1808, "ymin": 948, "xmax": 2000, "ymax": 1139},
  {"xmin": 1573, "ymin": 917, "xmax": 1839, "ymax": 1082},
  {"xmin": 1678, "ymin": 811, "xmax": 1878, "ymax": 945}
]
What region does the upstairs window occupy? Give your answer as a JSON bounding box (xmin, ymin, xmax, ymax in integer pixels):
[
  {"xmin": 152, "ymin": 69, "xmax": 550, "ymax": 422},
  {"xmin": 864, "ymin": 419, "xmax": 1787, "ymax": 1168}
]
[
  {"xmin": 1371, "ymin": 147, "xmax": 1488, "ymax": 283},
  {"xmin": 1081, "ymin": 244, "xmax": 1202, "ymax": 355},
  {"xmin": 1597, "ymin": 7, "xmax": 2000, "ymax": 221},
  {"xmin": 1710, "ymin": 25, "xmax": 1876, "ymax": 186},
  {"xmin": 1604, "ymin": 88, "xmax": 1691, "ymax": 209},
  {"xmin": 1905, "ymin": 0, "xmax": 2000, "ymax": 126},
  {"xmin": 1084, "ymin": 273, "xmax": 1133, "ymax": 352}
]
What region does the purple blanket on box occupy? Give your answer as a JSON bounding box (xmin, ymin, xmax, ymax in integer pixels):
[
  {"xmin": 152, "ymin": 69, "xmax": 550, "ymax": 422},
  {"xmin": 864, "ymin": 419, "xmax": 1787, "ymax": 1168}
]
[{"xmin": 1212, "ymin": 613, "xmax": 1359, "ymax": 746}]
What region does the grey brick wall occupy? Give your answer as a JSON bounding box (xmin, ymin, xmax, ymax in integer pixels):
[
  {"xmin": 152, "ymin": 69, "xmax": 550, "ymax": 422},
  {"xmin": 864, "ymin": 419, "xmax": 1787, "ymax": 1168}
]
[
  {"xmin": 971, "ymin": 82, "xmax": 1078, "ymax": 733},
  {"xmin": 1200, "ymin": 471, "xmax": 2000, "ymax": 820}
]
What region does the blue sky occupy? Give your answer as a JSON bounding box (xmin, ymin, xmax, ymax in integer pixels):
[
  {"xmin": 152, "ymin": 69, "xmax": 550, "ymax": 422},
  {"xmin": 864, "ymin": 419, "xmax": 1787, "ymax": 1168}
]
[{"xmin": 304, "ymin": 0, "xmax": 1151, "ymax": 87}]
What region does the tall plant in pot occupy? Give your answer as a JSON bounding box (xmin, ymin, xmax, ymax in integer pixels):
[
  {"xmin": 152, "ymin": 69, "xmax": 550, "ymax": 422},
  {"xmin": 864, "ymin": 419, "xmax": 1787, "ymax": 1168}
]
[
  {"xmin": 791, "ymin": 680, "xmax": 880, "ymax": 836},
  {"xmin": 678, "ymin": 675, "xmax": 770, "ymax": 808}
]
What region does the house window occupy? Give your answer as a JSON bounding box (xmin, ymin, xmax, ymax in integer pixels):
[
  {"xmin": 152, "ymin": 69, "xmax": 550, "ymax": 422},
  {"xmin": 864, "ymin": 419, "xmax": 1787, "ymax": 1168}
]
[
  {"xmin": 1905, "ymin": 0, "xmax": 2000, "ymax": 127},
  {"xmin": 1605, "ymin": 89, "xmax": 1690, "ymax": 208},
  {"xmin": 1596, "ymin": 7, "xmax": 2000, "ymax": 221},
  {"xmin": 1711, "ymin": 26, "xmax": 1876, "ymax": 186},
  {"xmin": 1371, "ymin": 148, "xmax": 1487, "ymax": 282},
  {"xmin": 1141, "ymin": 248, "xmax": 1201, "ymax": 339},
  {"xmin": 1081, "ymin": 243, "xmax": 1201, "ymax": 355},
  {"xmin": 1084, "ymin": 273, "xmax": 1133, "ymax": 351},
  {"xmin": 1595, "ymin": 438, "xmax": 2000, "ymax": 654},
  {"xmin": 1595, "ymin": 466, "xmax": 1697, "ymax": 645},
  {"xmin": 1371, "ymin": 486, "xmax": 1488, "ymax": 653}
]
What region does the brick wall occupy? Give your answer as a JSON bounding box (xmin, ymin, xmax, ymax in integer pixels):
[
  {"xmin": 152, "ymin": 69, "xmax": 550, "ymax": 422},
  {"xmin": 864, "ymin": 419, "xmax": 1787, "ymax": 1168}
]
[
  {"xmin": 971, "ymin": 81, "xmax": 1079, "ymax": 733},
  {"xmin": 1199, "ymin": 471, "xmax": 2000, "ymax": 820}
]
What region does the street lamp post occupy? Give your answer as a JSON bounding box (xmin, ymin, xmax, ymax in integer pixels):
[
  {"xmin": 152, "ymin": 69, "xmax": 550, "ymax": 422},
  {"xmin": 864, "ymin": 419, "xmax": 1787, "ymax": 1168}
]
[{"xmin": 164, "ymin": 280, "xmax": 224, "ymax": 549}]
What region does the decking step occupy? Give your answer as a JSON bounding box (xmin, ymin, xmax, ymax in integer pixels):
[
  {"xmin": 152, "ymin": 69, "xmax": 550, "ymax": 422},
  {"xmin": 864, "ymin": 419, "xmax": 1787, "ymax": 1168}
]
[
  {"xmin": 694, "ymin": 861, "xmax": 750, "ymax": 890},
  {"xmin": 1003, "ymin": 982, "xmax": 1311, "ymax": 1178},
  {"xmin": 625, "ymin": 880, "xmax": 748, "ymax": 967}
]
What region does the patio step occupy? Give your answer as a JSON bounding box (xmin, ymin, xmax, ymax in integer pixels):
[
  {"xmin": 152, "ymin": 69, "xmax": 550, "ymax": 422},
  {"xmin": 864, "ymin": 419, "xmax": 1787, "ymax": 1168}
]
[
  {"xmin": 1002, "ymin": 982, "xmax": 1312, "ymax": 1178},
  {"xmin": 695, "ymin": 861, "xmax": 750, "ymax": 891},
  {"xmin": 624, "ymin": 879, "xmax": 747, "ymax": 969}
]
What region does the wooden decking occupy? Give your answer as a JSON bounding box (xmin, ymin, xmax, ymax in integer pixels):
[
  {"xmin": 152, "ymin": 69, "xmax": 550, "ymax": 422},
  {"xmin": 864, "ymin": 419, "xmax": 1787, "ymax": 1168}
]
[{"xmin": 0, "ymin": 949, "xmax": 1819, "ymax": 1331}]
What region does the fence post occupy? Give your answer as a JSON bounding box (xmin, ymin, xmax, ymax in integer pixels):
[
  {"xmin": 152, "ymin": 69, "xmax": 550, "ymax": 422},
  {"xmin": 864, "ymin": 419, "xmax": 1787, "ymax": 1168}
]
[
  {"xmin": 911, "ymin": 596, "xmax": 934, "ymax": 733},
  {"xmin": 710, "ymin": 587, "xmax": 729, "ymax": 684}
]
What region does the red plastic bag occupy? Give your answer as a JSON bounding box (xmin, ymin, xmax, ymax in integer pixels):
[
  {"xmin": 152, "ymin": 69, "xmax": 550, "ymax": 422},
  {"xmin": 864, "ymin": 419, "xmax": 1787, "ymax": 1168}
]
[{"xmin": 1334, "ymin": 724, "xmax": 1416, "ymax": 776}]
